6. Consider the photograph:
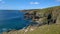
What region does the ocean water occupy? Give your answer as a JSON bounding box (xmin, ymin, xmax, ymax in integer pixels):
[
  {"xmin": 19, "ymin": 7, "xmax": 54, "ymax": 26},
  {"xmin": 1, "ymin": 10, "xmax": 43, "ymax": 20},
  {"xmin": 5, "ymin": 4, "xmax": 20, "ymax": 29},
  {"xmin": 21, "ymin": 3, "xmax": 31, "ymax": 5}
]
[{"xmin": 0, "ymin": 10, "xmax": 31, "ymax": 33}]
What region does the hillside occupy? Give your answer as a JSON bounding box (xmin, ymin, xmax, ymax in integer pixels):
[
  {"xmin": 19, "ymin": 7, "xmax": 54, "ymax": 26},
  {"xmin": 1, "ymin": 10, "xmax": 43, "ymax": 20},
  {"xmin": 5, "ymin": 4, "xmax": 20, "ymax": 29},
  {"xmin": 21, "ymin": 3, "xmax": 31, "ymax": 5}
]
[{"xmin": 3, "ymin": 6, "xmax": 60, "ymax": 34}]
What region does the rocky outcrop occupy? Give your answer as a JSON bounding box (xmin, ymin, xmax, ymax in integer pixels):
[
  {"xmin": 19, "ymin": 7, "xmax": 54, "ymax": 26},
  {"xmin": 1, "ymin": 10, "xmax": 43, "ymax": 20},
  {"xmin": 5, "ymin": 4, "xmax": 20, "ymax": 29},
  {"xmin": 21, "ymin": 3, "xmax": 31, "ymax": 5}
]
[
  {"xmin": 3, "ymin": 6, "xmax": 60, "ymax": 34},
  {"xmin": 24, "ymin": 6, "xmax": 60, "ymax": 27}
]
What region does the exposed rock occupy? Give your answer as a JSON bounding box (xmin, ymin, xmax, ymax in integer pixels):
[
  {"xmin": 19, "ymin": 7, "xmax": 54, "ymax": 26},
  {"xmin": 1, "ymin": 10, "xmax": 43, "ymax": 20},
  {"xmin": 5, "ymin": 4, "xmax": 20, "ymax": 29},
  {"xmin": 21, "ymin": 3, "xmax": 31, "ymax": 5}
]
[{"xmin": 3, "ymin": 6, "xmax": 60, "ymax": 34}]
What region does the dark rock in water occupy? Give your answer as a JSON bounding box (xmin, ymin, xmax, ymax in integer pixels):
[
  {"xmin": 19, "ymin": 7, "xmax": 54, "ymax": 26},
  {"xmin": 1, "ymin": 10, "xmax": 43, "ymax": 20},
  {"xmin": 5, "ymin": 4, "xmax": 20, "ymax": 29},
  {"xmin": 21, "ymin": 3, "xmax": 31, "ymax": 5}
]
[{"xmin": 30, "ymin": 21, "xmax": 38, "ymax": 26}]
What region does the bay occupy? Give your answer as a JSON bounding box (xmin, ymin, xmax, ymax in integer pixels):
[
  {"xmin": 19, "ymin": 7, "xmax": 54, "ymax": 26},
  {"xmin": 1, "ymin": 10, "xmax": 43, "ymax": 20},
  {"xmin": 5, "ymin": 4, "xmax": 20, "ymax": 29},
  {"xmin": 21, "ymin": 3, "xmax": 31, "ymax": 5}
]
[{"xmin": 0, "ymin": 10, "xmax": 31, "ymax": 33}]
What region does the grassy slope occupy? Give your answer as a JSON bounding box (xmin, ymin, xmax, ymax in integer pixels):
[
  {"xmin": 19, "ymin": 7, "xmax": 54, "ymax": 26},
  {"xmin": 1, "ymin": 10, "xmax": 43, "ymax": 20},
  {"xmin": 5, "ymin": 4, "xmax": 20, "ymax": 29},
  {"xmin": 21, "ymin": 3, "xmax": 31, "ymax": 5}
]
[
  {"xmin": 3, "ymin": 24, "xmax": 60, "ymax": 34},
  {"xmin": 3, "ymin": 6, "xmax": 60, "ymax": 34},
  {"xmin": 26, "ymin": 24, "xmax": 60, "ymax": 34}
]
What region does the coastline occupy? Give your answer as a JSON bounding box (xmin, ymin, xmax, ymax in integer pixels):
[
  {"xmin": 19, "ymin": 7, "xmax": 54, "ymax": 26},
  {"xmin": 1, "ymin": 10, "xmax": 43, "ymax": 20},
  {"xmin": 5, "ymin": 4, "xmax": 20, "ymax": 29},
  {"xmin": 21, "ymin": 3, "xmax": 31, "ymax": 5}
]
[{"xmin": 2, "ymin": 6, "xmax": 60, "ymax": 34}]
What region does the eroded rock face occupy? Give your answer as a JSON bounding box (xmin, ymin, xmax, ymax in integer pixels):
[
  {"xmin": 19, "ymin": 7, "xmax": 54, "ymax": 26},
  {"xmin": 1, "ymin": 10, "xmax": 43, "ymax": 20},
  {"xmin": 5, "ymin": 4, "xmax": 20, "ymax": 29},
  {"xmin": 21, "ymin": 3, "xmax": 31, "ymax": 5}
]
[
  {"xmin": 24, "ymin": 8, "xmax": 60, "ymax": 26},
  {"xmin": 56, "ymin": 13, "xmax": 60, "ymax": 24}
]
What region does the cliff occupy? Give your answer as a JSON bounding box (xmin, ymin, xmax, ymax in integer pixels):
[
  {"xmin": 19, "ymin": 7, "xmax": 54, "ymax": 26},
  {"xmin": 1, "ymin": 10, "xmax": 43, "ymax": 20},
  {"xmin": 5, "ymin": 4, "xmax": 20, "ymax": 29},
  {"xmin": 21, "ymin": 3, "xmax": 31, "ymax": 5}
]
[
  {"xmin": 3, "ymin": 6, "xmax": 60, "ymax": 34},
  {"xmin": 24, "ymin": 6, "xmax": 60, "ymax": 26}
]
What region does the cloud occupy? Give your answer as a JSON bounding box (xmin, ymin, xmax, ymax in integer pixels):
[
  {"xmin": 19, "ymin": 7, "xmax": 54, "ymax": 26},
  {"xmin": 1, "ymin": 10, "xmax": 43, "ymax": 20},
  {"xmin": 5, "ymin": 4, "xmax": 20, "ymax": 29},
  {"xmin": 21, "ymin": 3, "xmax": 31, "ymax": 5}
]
[{"xmin": 30, "ymin": 2, "xmax": 40, "ymax": 5}]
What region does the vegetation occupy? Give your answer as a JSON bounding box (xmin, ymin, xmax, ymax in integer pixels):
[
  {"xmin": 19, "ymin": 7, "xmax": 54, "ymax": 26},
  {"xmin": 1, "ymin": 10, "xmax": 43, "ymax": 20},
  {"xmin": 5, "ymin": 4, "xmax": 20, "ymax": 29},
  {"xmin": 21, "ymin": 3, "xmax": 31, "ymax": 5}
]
[{"xmin": 3, "ymin": 6, "xmax": 60, "ymax": 34}]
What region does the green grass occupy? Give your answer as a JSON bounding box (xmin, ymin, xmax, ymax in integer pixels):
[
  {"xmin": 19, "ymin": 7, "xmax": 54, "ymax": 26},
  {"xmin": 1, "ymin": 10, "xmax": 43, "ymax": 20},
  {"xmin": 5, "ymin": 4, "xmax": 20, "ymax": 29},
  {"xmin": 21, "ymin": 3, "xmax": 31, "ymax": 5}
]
[
  {"xmin": 24, "ymin": 24, "xmax": 60, "ymax": 34},
  {"xmin": 3, "ymin": 6, "xmax": 60, "ymax": 34},
  {"xmin": 3, "ymin": 24, "xmax": 60, "ymax": 34}
]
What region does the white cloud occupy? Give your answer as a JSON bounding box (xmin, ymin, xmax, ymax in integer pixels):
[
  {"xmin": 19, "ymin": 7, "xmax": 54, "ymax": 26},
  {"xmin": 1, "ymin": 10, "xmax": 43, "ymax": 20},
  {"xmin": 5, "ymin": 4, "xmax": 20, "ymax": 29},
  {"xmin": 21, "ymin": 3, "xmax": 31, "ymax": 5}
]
[{"xmin": 30, "ymin": 2, "xmax": 40, "ymax": 5}]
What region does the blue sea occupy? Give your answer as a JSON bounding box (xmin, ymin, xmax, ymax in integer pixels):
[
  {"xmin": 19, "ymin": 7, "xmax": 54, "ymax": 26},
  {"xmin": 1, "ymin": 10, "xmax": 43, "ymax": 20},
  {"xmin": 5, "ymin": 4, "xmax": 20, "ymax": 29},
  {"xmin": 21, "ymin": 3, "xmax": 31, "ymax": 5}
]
[{"xmin": 0, "ymin": 10, "xmax": 31, "ymax": 33}]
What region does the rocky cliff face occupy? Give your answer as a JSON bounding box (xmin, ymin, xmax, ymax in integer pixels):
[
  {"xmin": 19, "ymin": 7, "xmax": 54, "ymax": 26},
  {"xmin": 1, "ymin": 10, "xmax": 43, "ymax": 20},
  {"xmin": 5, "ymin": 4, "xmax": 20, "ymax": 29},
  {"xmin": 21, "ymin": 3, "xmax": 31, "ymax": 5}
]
[
  {"xmin": 24, "ymin": 6, "xmax": 60, "ymax": 27},
  {"xmin": 3, "ymin": 6, "xmax": 60, "ymax": 34}
]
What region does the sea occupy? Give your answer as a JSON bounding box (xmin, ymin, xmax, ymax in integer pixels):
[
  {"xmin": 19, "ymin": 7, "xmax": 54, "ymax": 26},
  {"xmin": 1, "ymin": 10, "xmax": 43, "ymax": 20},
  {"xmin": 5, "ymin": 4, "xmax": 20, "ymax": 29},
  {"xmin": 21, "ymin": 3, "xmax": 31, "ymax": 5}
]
[{"xmin": 0, "ymin": 10, "xmax": 31, "ymax": 34}]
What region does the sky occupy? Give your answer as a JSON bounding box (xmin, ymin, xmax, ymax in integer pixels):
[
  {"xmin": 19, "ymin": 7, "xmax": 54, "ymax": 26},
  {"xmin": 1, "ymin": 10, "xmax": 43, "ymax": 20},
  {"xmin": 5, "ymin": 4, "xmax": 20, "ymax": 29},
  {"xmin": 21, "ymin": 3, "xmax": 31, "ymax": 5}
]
[{"xmin": 0, "ymin": 0, "xmax": 60, "ymax": 10}]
